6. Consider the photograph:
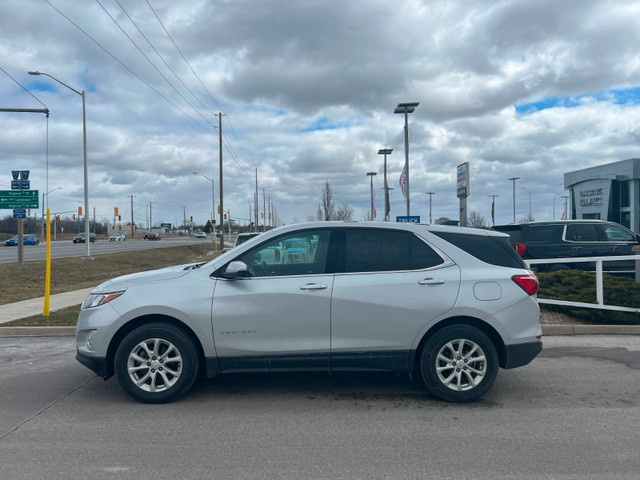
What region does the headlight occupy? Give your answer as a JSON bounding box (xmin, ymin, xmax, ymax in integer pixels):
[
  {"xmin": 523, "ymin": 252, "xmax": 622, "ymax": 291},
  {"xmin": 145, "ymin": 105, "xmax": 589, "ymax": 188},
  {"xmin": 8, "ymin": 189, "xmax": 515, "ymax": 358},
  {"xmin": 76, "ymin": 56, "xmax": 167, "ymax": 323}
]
[{"xmin": 82, "ymin": 291, "xmax": 125, "ymax": 309}]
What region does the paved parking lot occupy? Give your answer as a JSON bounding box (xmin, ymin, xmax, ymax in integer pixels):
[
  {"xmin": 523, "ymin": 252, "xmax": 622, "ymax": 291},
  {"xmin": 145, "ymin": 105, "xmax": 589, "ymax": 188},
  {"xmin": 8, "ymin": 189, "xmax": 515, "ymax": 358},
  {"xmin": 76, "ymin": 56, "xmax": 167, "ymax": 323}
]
[{"xmin": 1, "ymin": 335, "xmax": 639, "ymax": 479}]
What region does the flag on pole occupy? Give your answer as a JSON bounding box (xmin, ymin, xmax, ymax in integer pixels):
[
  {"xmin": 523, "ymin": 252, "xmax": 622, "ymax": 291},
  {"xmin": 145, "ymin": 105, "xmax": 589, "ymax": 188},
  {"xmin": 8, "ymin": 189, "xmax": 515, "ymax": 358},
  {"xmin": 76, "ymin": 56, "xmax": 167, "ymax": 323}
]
[{"xmin": 399, "ymin": 165, "xmax": 407, "ymax": 198}]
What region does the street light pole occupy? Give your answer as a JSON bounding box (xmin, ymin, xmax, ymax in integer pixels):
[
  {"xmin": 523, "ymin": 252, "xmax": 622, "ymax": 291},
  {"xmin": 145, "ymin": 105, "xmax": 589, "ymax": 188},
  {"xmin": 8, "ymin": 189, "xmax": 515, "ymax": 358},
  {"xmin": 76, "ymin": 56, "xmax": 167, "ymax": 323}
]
[
  {"xmin": 394, "ymin": 102, "xmax": 419, "ymax": 216},
  {"xmin": 522, "ymin": 187, "xmax": 532, "ymax": 220},
  {"xmin": 193, "ymin": 172, "xmax": 215, "ymax": 237},
  {"xmin": 378, "ymin": 149, "xmax": 393, "ymax": 221},
  {"xmin": 366, "ymin": 172, "xmax": 377, "ymax": 220},
  {"xmin": 426, "ymin": 192, "xmax": 435, "ymax": 224},
  {"xmin": 29, "ymin": 70, "xmax": 91, "ymax": 258},
  {"xmin": 508, "ymin": 177, "xmax": 520, "ymax": 223}
]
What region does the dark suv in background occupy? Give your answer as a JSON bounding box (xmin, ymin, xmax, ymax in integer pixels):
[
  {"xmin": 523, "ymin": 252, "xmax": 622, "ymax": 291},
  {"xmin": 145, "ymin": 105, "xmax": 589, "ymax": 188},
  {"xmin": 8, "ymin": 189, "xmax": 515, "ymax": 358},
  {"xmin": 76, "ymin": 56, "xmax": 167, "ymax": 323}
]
[{"xmin": 493, "ymin": 220, "xmax": 639, "ymax": 273}]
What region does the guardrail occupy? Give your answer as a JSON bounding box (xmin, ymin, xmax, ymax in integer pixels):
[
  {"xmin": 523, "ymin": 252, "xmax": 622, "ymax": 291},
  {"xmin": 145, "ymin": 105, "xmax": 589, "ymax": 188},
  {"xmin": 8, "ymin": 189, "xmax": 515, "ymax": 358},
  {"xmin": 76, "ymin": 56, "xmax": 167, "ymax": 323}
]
[{"xmin": 526, "ymin": 255, "xmax": 640, "ymax": 314}]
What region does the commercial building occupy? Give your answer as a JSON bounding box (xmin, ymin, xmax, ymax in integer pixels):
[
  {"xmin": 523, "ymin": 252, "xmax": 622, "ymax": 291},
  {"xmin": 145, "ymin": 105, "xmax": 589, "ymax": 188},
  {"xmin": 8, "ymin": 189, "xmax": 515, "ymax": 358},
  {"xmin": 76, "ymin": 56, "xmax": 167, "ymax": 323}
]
[{"xmin": 564, "ymin": 158, "xmax": 640, "ymax": 234}]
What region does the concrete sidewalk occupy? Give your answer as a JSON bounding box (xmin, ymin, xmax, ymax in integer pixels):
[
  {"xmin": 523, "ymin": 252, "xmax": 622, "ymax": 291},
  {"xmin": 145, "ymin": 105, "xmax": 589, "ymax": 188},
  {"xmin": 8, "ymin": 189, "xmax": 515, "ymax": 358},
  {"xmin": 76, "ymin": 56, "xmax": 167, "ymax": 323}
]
[{"xmin": 0, "ymin": 287, "xmax": 93, "ymax": 325}]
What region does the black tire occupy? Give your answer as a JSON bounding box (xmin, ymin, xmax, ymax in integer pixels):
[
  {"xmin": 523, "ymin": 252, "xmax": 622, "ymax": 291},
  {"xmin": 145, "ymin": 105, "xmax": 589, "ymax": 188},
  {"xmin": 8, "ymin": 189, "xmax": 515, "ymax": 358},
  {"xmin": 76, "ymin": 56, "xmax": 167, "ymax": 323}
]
[
  {"xmin": 114, "ymin": 322, "xmax": 200, "ymax": 404},
  {"xmin": 420, "ymin": 325, "xmax": 499, "ymax": 403}
]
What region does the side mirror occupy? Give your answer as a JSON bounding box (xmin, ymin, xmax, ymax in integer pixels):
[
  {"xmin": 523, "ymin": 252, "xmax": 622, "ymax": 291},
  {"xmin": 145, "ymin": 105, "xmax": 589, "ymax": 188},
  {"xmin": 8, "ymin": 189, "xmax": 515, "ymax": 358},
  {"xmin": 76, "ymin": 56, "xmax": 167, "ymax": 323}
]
[{"xmin": 221, "ymin": 261, "xmax": 248, "ymax": 279}]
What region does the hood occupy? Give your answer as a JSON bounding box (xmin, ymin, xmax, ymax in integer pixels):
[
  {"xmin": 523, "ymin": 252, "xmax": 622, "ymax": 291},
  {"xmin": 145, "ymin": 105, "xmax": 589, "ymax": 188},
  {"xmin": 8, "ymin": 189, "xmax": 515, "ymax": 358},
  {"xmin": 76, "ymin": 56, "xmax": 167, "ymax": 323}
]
[{"xmin": 92, "ymin": 263, "xmax": 194, "ymax": 292}]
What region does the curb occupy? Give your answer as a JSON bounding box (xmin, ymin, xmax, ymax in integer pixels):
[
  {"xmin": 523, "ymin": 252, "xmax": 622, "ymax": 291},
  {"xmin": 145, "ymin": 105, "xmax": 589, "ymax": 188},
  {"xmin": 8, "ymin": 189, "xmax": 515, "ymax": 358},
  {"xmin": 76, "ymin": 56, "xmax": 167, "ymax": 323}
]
[
  {"xmin": 0, "ymin": 326, "xmax": 76, "ymax": 337},
  {"xmin": 1, "ymin": 325, "xmax": 640, "ymax": 337}
]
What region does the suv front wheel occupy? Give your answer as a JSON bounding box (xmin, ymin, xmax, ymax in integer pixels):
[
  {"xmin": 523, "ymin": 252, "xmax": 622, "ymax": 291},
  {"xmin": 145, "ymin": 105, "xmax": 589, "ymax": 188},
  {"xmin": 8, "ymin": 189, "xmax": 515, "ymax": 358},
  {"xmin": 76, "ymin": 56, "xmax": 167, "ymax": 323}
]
[
  {"xmin": 114, "ymin": 322, "xmax": 200, "ymax": 403},
  {"xmin": 420, "ymin": 325, "xmax": 498, "ymax": 403}
]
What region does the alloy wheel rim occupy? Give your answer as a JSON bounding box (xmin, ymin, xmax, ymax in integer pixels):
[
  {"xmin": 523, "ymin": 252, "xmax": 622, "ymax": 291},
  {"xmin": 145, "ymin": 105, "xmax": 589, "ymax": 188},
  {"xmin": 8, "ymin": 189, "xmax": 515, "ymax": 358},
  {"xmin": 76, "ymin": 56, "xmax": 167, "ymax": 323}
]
[
  {"xmin": 127, "ymin": 338, "xmax": 183, "ymax": 392},
  {"xmin": 435, "ymin": 339, "xmax": 487, "ymax": 391}
]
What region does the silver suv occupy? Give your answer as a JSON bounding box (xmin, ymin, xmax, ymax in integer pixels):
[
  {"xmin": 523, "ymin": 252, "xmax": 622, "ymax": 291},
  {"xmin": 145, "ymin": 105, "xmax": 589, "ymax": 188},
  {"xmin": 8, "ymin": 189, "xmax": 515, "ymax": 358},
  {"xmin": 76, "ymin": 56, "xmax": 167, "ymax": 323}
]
[{"xmin": 76, "ymin": 222, "xmax": 542, "ymax": 404}]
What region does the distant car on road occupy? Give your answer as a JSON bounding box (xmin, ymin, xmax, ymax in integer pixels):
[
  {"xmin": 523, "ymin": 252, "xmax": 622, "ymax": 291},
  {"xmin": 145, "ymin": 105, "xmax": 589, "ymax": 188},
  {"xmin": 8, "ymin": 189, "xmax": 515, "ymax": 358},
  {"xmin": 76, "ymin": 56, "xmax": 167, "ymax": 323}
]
[
  {"xmin": 4, "ymin": 234, "xmax": 39, "ymax": 246},
  {"xmin": 147, "ymin": 233, "xmax": 161, "ymax": 240},
  {"xmin": 73, "ymin": 233, "xmax": 96, "ymax": 244},
  {"xmin": 109, "ymin": 233, "xmax": 126, "ymax": 242},
  {"xmin": 193, "ymin": 232, "xmax": 207, "ymax": 239}
]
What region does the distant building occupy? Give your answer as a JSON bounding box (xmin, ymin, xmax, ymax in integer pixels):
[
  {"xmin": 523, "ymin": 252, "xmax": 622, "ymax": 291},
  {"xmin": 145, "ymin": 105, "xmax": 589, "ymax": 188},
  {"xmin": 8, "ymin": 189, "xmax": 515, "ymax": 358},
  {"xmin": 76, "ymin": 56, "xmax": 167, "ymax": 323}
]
[{"xmin": 564, "ymin": 158, "xmax": 640, "ymax": 233}]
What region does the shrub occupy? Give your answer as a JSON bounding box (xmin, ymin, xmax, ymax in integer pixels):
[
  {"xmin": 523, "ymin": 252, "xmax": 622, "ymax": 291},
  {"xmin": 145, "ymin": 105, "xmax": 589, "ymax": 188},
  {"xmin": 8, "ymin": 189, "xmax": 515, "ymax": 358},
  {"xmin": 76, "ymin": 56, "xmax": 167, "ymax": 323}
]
[{"xmin": 536, "ymin": 270, "xmax": 640, "ymax": 325}]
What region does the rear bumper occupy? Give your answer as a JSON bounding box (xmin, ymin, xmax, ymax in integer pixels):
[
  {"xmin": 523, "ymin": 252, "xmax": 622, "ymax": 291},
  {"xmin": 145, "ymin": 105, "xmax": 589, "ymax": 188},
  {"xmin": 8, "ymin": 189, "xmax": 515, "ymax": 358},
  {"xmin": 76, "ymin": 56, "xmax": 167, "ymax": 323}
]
[{"xmin": 503, "ymin": 340, "xmax": 543, "ymax": 369}]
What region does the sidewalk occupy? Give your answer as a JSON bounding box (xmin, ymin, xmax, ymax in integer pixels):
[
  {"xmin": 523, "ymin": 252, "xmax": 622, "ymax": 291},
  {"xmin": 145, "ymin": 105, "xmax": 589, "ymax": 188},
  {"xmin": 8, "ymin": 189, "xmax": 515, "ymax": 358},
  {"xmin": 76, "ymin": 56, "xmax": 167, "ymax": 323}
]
[{"xmin": 0, "ymin": 287, "xmax": 93, "ymax": 325}]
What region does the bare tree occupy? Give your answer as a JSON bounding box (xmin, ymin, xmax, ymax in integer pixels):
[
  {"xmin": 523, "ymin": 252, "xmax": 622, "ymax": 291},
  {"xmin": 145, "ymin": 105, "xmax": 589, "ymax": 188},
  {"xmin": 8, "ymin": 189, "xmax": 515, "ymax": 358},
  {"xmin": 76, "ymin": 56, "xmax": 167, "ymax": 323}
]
[
  {"xmin": 518, "ymin": 214, "xmax": 535, "ymax": 223},
  {"xmin": 468, "ymin": 211, "xmax": 488, "ymax": 229},
  {"xmin": 335, "ymin": 203, "xmax": 355, "ymax": 220},
  {"xmin": 316, "ymin": 181, "xmax": 336, "ymax": 221}
]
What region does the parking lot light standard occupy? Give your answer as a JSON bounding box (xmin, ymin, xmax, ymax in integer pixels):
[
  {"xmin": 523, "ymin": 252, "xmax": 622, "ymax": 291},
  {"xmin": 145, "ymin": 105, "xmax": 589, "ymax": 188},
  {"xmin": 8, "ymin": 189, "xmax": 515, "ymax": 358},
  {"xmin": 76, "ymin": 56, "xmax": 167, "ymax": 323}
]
[
  {"xmin": 366, "ymin": 172, "xmax": 377, "ymax": 220},
  {"xmin": 508, "ymin": 177, "xmax": 520, "ymax": 223},
  {"xmin": 378, "ymin": 149, "xmax": 393, "ymax": 221},
  {"xmin": 394, "ymin": 102, "xmax": 419, "ymax": 216},
  {"xmin": 29, "ymin": 70, "xmax": 91, "ymax": 259}
]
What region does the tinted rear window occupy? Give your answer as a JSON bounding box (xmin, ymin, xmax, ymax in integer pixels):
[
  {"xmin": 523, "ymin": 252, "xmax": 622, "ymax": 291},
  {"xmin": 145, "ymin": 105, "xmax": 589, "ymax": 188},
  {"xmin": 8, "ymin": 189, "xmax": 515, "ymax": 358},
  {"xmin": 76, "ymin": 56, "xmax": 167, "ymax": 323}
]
[
  {"xmin": 492, "ymin": 225, "xmax": 522, "ymax": 242},
  {"xmin": 524, "ymin": 225, "xmax": 564, "ymax": 242},
  {"xmin": 432, "ymin": 231, "xmax": 527, "ymax": 269}
]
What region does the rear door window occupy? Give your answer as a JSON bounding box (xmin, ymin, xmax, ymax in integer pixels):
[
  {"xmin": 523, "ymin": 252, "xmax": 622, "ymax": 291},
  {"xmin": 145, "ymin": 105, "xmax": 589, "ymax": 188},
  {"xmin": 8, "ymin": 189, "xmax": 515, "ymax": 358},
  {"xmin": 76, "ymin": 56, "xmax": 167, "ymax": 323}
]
[
  {"xmin": 341, "ymin": 229, "xmax": 443, "ymax": 273},
  {"xmin": 566, "ymin": 224, "xmax": 599, "ymax": 242},
  {"xmin": 599, "ymin": 224, "xmax": 635, "ymax": 242}
]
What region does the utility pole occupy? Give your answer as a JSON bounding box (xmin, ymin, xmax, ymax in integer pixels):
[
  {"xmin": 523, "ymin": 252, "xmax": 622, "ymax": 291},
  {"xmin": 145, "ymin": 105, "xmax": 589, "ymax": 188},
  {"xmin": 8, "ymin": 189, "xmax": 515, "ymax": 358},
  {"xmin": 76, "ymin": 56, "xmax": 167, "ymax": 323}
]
[
  {"xmin": 218, "ymin": 112, "xmax": 223, "ymax": 250},
  {"xmin": 255, "ymin": 168, "xmax": 259, "ymax": 232},
  {"xmin": 426, "ymin": 192, "xmax": 435, "ymax": 224},
  {"xmin": 263, "ymin": 187, "xmax": 266, "ymax": 232}
]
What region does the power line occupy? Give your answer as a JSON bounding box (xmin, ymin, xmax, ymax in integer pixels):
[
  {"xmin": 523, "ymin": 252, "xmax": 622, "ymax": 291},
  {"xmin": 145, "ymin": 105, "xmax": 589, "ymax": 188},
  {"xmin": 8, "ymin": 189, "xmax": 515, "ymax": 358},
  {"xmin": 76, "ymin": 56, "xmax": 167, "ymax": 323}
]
[
  {"xmin": 43, "ymin": 0, "xmax": 215, "ymax": 134},
  {"xmin": 0, "ymin": 66, "xmax": 49, "ymax": 109}
]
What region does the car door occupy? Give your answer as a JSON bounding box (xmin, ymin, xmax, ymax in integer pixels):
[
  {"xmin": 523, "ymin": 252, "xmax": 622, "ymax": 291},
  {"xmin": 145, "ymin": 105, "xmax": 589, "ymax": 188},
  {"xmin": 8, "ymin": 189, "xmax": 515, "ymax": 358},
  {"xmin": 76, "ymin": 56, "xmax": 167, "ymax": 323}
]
[
  {"xmin": 330, "ymin": 228, "xmax": 460, "ymax": 372},
  {"xmin": 212, "ymin": 229, "xmax": 336, "ymax": 372}
]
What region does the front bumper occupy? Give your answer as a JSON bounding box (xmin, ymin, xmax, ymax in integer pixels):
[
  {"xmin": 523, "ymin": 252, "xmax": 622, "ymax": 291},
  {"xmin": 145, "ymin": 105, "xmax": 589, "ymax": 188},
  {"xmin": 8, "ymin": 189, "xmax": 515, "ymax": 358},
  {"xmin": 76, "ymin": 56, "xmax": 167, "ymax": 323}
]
[
  {"xmin": 76, "ymin": 351, "xmax": 111, "ymax": 379},
  {"xmin": 503, "ymin": 340, "xmax": 543, "ymax": 369}
]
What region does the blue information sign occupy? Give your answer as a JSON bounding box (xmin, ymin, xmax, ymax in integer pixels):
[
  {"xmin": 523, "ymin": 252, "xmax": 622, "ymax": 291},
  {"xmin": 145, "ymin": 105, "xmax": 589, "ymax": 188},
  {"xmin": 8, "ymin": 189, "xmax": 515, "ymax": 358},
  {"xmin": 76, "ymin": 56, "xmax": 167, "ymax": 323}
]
[
  {"xmin": 396, "ymin": 215, "xmax": 421, "ymax": 223},
  {"xmin": 13, "ymin": 209, "xmax": 26, "ymax": 219}
]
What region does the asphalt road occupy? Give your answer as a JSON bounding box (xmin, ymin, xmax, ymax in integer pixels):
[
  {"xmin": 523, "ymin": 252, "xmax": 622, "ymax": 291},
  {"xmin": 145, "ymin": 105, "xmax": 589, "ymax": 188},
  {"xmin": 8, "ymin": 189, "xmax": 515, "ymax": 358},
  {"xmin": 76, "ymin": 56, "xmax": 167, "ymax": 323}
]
[
  {"xmin": 0, "ymin": 335, "xmax": 639, "ymax": 479},
  {"xmin": 0, "ymin": 236, "xmax": 226, "ymax": 264}
]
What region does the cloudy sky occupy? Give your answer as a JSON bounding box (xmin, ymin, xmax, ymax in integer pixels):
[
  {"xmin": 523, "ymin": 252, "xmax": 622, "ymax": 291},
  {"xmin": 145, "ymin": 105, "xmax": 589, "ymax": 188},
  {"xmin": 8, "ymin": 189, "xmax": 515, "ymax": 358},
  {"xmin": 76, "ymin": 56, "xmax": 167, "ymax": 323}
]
[{"xmin": 1, "ymin": 0, "xmax": 640, "ymax": 228}]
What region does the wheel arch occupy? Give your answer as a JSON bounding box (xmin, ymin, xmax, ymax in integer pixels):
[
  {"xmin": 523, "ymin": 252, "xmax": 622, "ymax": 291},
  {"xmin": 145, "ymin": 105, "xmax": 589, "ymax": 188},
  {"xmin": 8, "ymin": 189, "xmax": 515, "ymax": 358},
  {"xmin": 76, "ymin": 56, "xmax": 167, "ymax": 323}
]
[
  {"xmin": 105, "ymin": 314, "xmax": 206, "ymax": 379},
  {"xmin": 410, "ymin": 316, "xmax": 508, "ymax": 374}
]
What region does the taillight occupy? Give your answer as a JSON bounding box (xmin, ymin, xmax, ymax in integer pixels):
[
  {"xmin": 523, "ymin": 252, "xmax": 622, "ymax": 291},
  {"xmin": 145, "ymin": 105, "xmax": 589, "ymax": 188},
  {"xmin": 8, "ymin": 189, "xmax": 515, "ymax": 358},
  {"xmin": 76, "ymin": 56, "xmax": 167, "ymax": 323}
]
[
  {"xmin": 512, "ymin": 275, "xmax": 538, "ymax": 296},
  {"xmin": 512, "ymin": 242, "xmax": 527, "ymax": 257}
]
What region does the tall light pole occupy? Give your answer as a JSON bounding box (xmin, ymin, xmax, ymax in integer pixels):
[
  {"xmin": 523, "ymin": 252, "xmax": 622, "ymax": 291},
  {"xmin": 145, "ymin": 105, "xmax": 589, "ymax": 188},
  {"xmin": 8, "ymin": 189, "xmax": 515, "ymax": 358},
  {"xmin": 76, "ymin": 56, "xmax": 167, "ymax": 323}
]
[
  {"xmin": 366, "ymin": 172, "xmax": 377, "ymax": 221},
  {"xmin": 394, "ymin": 102, "xmax": 419, "ymax": 216},
  {"xmin": 425, "ymin": 192, "xmax": 435, "ymax": 225},
  {"xmin": 488, "ymin": 194, "xmax": 499, "ymax": 226},
  {"xmin": 41, "ymin": 187, "xmax": 62, "ymax": 241},
  {"xmin": 29, "ymin": 70, "xmax": 90, "ymax": 258},
  {"xmin": 522, "ymin": 187, "xmax": 532, "ymax": 220},
  {"xmin": 508, "ymin": 177, "xmax": 520, "ymax": 223},
  {"xmin": 378, "ymin": 149, "xmax": 393, "ymax": 221},
  {"xmin": 193, "ymin": 172, "xmax": 215, "ymax": 234}
]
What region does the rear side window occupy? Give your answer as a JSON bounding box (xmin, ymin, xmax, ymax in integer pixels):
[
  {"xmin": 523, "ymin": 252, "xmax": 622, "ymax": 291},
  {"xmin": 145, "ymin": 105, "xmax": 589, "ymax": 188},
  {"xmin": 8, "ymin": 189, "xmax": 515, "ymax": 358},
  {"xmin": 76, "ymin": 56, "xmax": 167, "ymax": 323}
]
[
  {"xmin": 342, "ymin": 229, "xmax": 443, "ymax": 273},
  {"xmin": 432, "ymin": 232, "xmax": 527, "ymax": 269},
  {"xmin": 599, "ymin": 224, "xmax": 635, "ymax": 242},
  {"xmin": 566, "ymin": 224, "xmax": 599, "ymax": 242},
  {"xmin": 524, "ymin": 225, "xmax": 564, "ymax": 242},
  {"xmin": 492, "ymin": 225, "xmax": 522, "ymax": 242}
]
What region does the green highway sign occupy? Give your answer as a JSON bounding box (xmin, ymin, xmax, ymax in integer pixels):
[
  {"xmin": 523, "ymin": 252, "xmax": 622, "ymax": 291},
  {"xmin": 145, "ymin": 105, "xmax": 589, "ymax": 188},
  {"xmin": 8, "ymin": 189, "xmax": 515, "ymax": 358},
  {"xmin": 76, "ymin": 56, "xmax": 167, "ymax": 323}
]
[{"xmin": 0, "ymin": 190, "xmax": 39, "ymax": 209}]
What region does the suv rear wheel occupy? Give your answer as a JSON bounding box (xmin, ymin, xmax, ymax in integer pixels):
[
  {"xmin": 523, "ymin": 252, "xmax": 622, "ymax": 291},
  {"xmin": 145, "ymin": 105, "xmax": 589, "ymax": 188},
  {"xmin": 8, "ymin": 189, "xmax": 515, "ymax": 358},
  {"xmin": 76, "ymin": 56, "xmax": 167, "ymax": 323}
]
[
  {"xmin": 114, "ymin": 322, "xmax": 200, "ymax": 403},
  {"xmin": 420, "ymin": 325, "xmax": 498, "ymax": 403}
]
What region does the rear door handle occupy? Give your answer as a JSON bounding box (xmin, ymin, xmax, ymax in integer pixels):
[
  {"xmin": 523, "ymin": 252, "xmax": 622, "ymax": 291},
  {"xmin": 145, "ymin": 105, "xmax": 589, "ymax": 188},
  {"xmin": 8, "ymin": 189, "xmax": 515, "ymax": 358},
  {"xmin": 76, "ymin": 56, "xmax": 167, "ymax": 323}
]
[
  {"xmin": 418, "ymin": 278, "xmax": 445, "ymax": 286},
  {"xmin": 300, "ymin": 283, "xmax": 327, "ymax": 291}
]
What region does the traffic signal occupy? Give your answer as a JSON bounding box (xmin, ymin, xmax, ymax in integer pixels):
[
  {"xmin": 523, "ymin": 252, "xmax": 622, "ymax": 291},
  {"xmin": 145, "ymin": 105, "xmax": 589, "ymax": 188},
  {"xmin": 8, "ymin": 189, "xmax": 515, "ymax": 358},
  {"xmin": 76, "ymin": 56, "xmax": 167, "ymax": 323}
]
[
  {"xmin": 217, "ymin": 205, "xmax": 221, "ymax": 214},
  {"xmin": 115, "ymin": 207, "xmax": 119, "ymax": 217},
  {"xmin": 118, "ymin": 215, "xmax": 122, "ymax": 221},
  {"xmin": 78, "ymin": 206, "xmax": 82, "ymax": 217},
  {"xmin": 190, "ymin": 216, "xmax": 193, "ymax": 222},
  {"xmin": 72, "ymin": 214, "xmax": 76, "ymax": 221},
  {"xmin": 224, "ymin": 212, "xmax": 228, "ymax": 220}
]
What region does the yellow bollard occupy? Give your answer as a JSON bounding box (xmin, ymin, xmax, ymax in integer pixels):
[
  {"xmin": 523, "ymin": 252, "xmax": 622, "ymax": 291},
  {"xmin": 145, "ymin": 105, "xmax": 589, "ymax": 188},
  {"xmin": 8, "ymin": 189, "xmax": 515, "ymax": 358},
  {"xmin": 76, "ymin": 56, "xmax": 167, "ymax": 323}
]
[{"xmin": 43, "ymin": 209, "xmax": 51, "ymax": 316}]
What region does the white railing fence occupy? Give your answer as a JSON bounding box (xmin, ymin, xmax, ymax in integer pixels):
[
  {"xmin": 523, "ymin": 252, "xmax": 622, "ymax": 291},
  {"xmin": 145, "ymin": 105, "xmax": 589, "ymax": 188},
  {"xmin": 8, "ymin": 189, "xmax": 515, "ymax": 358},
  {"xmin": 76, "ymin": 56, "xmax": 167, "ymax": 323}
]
[{"xmin": 526, "ymin": 255, "xmax": 640, "ymax": 314}]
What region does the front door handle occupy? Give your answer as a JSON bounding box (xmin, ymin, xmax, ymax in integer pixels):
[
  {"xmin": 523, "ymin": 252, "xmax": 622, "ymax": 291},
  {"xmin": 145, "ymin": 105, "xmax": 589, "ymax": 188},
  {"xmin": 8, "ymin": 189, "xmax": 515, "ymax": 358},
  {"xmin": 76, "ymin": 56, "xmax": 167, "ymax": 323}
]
[
  {"xmin": 300, "ymin": 283, "xmax": 327, "ymax": 291},
  {"xmin": 418, "ymin": 278, "xmax": 445, "ymax": 286}
]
